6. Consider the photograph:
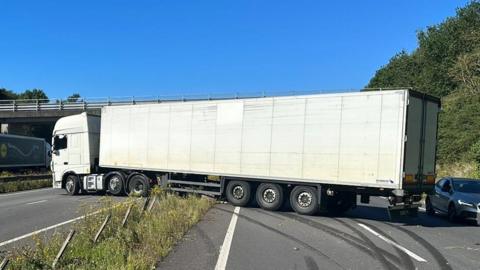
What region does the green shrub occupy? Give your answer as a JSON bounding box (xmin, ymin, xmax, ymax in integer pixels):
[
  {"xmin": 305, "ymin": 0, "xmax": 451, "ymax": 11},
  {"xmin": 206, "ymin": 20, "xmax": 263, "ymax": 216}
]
[{"xmin": 0, "ymin": 179, "xmax": 51, "ymax": 193}]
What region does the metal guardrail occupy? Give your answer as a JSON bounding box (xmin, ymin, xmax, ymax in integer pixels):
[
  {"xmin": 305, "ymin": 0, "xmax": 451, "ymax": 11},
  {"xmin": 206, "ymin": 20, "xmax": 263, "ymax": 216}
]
[
  {"xmin": 0, "ymin": 174, "xmax": 52, "ymax": 183},
  {"xmin": 0, "ymin": 90, "xmax": 359, "ymax": 112}
]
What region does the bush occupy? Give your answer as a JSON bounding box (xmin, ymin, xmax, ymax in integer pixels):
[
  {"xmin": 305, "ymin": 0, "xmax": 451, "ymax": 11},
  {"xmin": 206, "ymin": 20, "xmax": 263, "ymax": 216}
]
[{"xmin": 0, "ymin": 179, "xmax": 51, "ymax": 193}]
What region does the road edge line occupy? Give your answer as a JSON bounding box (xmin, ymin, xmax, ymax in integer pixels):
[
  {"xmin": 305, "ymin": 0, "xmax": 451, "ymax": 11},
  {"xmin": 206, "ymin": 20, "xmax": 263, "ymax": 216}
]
[
  {"xmin": 0, "ymin": 209, "xmax": 101, "ymax": 248},
  {"xmin": 215, "ymin": 206, "xmax": 240, "ymax": 270},
  {"xmin": 357, "ymin": 223, "xmax": 427, "ymax": 262}
]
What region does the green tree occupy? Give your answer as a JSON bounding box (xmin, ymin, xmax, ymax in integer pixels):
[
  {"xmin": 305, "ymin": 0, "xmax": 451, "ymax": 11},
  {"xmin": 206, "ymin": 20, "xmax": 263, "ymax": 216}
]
[
  {"xmin": 67, "ymin": 93, "xmax": 81, "ymax": 102},
  {"xmin": 17, "ymin": 89, "xmax": 49, "ymax": 101},
  {"xmin": 367, "ymin": 51, "xmax": 420, "ymax": 89},
  {"xmin": 0, "ymin": 88, "xmax": 17, "ymax": 100},
  {"xmin": 367, "ymin": 1, "xmax": 480, "ymax": 171}
]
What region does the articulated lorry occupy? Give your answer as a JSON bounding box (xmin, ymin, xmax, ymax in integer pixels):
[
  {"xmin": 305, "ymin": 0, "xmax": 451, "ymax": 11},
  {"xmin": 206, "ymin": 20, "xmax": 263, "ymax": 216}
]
[
  {"xmin": 0, "ymin": 134, "xmax": 51, "ymax": 169},
  {"xmin": 51, "ymin": 89, "xmax": 440, "ymax": 215}
]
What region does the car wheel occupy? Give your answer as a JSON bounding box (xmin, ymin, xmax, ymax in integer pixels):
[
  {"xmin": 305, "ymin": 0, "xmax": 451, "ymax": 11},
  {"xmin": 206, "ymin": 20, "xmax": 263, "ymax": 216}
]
[
  {"xmin": 65, "ymin": 174, "xmax": 80, "ymax": 196},
  {"xmin": 226, "ymin": 180, "xmax": 251, "ymax": 207},
  {"xmin": 425, "ymin": 197, "xmax": 435, "ymax": 216},
  {"xmin": 448, "ymin": 203, "xmax": 457, "ymax": 222},
  {"xmin": 256, "ymin": 183, "xmax": 284, "ymax": 211},
  {"xmin": 290, "ymin": 186, "xmax": 319, "ymax": 215}
]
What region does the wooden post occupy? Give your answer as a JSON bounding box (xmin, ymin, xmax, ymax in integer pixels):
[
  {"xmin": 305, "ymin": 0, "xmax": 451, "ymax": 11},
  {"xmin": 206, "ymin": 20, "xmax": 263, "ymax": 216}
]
[
  {"xmin": 52, "ymin": 229, "xmax": 75, "ymax": 269},
  {"xmin": 142, "ymin": 197, "xmax": 150, "ymax": 212},
  {"xmin": 93, "ymin": 214, "xmax": 111, "ymax": 243},
  {"xmin": 0, "ymin": 257, "xmax": 9, "ymax": 270},
  {"xmin": 147, "ymin": 196, "xmax": 157, "ymax": 212},
  {"xmin": 121, "ymin": 205, "xmax": 132, "ymax": 227}
]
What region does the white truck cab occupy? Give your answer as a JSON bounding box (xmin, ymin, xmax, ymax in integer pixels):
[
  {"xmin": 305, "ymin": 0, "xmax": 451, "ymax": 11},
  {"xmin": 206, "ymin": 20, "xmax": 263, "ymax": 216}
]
[{"xmin": 51, "ymin": 113, "xmax": 100, "ymax": 189}]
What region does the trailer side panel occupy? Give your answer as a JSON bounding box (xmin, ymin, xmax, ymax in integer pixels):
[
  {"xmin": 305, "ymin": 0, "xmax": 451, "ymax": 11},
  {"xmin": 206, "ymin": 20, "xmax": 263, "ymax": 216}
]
[{"xmin": 100, "ymin": 90, "xmax": 408, "ymax": 189}]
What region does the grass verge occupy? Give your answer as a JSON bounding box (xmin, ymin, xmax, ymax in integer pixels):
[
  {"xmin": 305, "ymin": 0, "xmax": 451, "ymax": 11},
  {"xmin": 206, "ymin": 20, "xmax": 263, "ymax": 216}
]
[
  {"xmin": 6, "ymin": 188, "xmax": 214, "ymax": 269},
  {"xmin": 0, "ymin": 179, "xmax": 51, "ymax": 194}
]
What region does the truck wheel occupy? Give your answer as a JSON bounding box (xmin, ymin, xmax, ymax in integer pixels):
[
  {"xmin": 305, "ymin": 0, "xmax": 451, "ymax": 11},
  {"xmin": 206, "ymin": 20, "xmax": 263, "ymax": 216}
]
[
  {"xmin": 425, "ymin": 197, "xmax": 435, "ymax": 216},
  {"xmin": 256, "ymin": 183, "xmax": 284, "ymax": 211},
  {"xmin": 107, "ymin": 173, "xmax": 125, "ymax": 196},
  {"xmin": 128, "ymin": 174, "xmax": 149, "ymax": 197},
  {"xmin": 290, "ymin": 186, "xmax": 319, "ymax": 215},
  {"xmin": 65, "ymin": 174, "xmax": 80, "ymax": 196},
  {"xmin": 226, "ymin": 180, "xmax": 251, "ymax": 207}
]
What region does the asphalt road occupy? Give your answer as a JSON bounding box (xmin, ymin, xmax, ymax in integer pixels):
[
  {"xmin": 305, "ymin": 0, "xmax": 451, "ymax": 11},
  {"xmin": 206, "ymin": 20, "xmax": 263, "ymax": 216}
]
[
  {"xmin": 1, "ymin": 189, "xmax": 479, "ymax": 269},
  {"xmin": 0, "ymin": 188, "xmax": 125, "ymax": 250},
  {"xmin": 158, "ymin": 197, "xmax": 480, "ymax": 270}
]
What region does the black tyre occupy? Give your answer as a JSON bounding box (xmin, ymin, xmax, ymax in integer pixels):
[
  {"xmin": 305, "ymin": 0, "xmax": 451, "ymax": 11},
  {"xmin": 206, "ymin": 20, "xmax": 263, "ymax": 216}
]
[
  {"xmin": 64, "ymin": 174, "xmax": 80, "ymax": 196},
  {"xmin": 256, "ymin": 183, "xmax": 284, "ymax": 211},
  {"xmin": 225, "ymin": 180, "xmax": 251, "ymax": 207},
  {"xmin": 448, "ymin": 203, "xmax": 457, "ymax": 222},
  {"xmin": 128, "ymin": 174, "xmax": 149, "ymax": 197},
  {"xmin": 107, "ymin": 172, "xmax": 125, "ymax": 196},
  {"xmin": 425, "ymin": 197, "xmax": 435, "ymax": 216},
  {"xmin": 290, "ymin": 186, "xmax": 319, "ymax": 215}
]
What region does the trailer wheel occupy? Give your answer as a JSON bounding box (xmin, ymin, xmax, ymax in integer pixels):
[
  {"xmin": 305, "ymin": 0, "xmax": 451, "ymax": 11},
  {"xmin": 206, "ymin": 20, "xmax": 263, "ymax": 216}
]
[
  {"xmin": 256, "ymin": 183, "xmax": 284, "ymax": 211},
  {"xmin": 128, "ymin": 174, "xmax": 149, "ymax": 197},
  {"xmin": 106, "ymin": 173, "xmax": 125, "ymax": 196},
  {"xmin": 226, "ymin": 180, "xmax": 251, "ymax": 206},
  {"xmin": 290, "ymin": 186, "xmax": 319, "ymax": 215},
  {"xmin": 65, "ymin": 174, "xmax": 80, "ymax": 196}
]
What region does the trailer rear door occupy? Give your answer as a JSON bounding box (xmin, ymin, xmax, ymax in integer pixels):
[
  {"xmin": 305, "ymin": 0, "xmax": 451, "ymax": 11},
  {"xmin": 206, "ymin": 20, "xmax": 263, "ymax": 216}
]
[{"xmin": 403, "ymin": 91, "xmax": 440, "ymax": 193}]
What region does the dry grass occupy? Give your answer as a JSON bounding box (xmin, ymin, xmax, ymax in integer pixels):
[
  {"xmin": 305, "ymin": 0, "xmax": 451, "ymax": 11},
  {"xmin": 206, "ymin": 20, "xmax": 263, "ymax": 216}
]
[
  {"xmin": 437, "ymin": 162, "xmax": 480, "ymax": 179},
  {"xmin": 6, "ymin": 188, "xmax": 213, "ymax": 270}
]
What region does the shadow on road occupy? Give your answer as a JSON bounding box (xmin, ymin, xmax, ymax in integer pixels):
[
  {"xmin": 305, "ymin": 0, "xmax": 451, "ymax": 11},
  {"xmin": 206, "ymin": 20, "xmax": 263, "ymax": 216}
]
[{"xmin": 343, "ymin": 204, "xmax": 478, "ymax": 228}]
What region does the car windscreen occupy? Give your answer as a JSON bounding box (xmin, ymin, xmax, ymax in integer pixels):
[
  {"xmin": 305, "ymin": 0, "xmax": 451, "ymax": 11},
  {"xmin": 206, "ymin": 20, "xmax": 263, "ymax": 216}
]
[{"xmin": 453, "ymin": 180, "xmax": 480, "ymax": 194}]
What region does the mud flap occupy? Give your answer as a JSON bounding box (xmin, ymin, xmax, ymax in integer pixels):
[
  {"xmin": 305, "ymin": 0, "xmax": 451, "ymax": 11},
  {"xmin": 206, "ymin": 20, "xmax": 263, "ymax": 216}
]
[{"xmin": 387, "ymin": 203, "xmax": 420, "ymax": 220}]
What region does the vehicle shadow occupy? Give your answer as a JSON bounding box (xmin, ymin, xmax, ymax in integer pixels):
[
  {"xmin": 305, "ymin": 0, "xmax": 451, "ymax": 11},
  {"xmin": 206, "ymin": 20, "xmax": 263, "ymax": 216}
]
[{"xmin": 342, "ymin": 204, "xmax": 478, "ymax": 228}]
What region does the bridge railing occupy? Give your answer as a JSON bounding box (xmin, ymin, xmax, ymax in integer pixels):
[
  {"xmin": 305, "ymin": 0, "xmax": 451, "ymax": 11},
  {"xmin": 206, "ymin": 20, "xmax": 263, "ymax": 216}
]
[{"xmin": 0, "ymin": 90, "xmax": 359, "ymax": 112}]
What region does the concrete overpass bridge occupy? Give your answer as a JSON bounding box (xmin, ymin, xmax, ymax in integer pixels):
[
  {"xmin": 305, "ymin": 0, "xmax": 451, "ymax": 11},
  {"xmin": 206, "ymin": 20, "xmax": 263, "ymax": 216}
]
[{"xmin": 0, "ymin": 96, "xmax": 166, "ymax": 140}]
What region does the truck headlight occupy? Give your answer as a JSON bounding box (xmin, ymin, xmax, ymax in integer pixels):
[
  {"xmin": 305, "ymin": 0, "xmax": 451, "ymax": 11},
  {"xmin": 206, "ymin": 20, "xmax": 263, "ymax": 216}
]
[{"xmin": 457, "ymin": 200, "xmax": 474, "ymax": 207}]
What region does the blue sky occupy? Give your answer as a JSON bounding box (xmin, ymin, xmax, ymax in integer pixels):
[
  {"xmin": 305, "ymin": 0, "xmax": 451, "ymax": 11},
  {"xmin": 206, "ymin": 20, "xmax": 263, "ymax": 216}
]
[{"xmin": 0, "ymin": 1, "xmax": 470, "ymax": 99}]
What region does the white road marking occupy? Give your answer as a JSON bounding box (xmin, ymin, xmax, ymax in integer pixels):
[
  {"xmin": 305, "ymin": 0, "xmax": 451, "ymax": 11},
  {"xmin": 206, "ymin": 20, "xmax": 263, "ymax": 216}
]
[
  {"xmin": 0, "ymin": 209, "xmax": 102, "ymax": 248},
  {"xmin": 26, "ymin": 200, "xmax": 48, "ymax": 205},
  {"xmin": 215, "ymin": 206, "xmax": 240, "ymax": 270},
  {"xmin": 0, "ymin": 198, "xmax": 137, "ymax": 248},
  {"xmin": 357, "ymin": 223, "xmax": 427, "ymax": 262}
]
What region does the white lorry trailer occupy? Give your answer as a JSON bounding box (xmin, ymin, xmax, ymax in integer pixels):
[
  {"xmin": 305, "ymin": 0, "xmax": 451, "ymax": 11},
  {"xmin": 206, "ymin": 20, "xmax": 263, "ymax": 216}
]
[{"xmin": 51, "ymin": 89, "xmax": 440, "ymax": 215}]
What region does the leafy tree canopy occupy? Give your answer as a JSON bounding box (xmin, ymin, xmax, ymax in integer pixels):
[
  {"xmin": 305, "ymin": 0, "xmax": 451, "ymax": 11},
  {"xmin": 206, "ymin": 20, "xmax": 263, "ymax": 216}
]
[
  {"xmin": 67, "ymin": 93, "xmax": 81, "ymax": 102},
  {"xmin": 0, "ymin": 88, "xmax": 49, "ymax": 101},
  {"xmin": 17, "ymin": 89, "xmax": 49, "ymax": 100},
  {"xmin": 367, "ymin": 1, "xmax": 480, "ymax": 165}
]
